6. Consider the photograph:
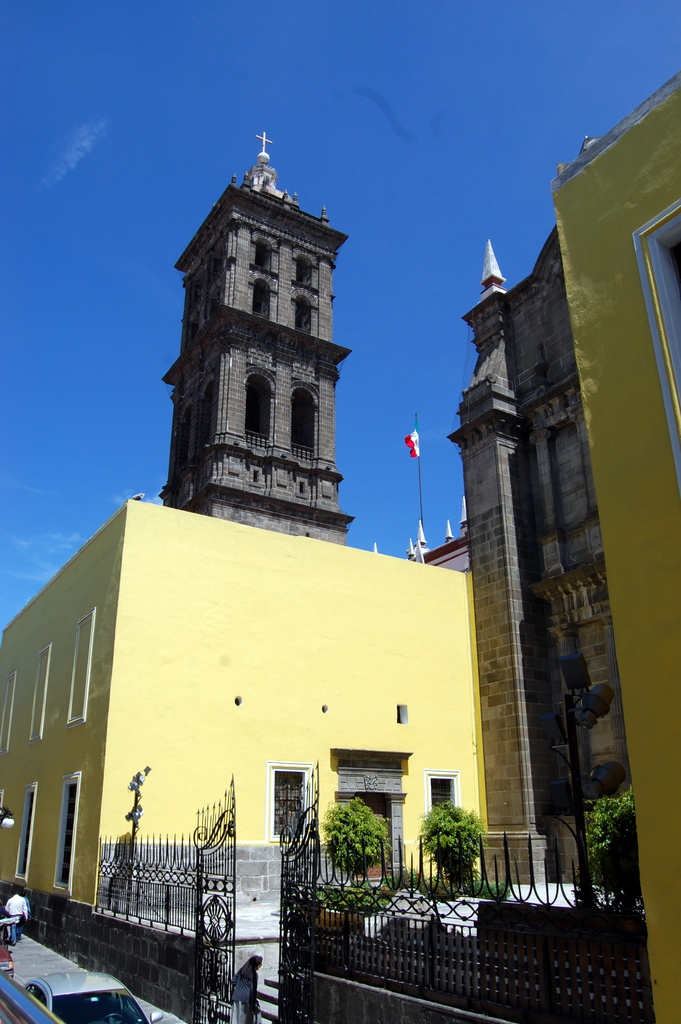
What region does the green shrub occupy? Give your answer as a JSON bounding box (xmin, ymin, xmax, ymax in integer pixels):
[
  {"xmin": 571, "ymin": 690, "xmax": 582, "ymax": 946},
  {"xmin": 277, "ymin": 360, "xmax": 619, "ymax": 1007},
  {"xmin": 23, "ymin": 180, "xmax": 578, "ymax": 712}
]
[
  {"xmin": 322, "ymin": 798, "xmax": 390, "ymax": 875},
  {"xmin": 586, "ymin": 787, "xmax": 642, "ymax": 910},
  {"xmin": 419, "ymin": 802, "xmax": 486, "ymax": 882},
  {"xmin": 317, "ymin": 882, "xmax": 392, "ymax": 912}
]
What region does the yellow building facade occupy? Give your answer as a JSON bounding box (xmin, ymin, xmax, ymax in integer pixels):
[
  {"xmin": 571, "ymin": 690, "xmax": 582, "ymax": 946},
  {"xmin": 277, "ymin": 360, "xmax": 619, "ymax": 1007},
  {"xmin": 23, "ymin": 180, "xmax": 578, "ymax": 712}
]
[
  {"xmin": 0, "ymin": 500, "xmax": 482, "ymax": 905},
  {"xmin": 553, "ymin": 71, "xmax": 681, "ymax": 1024}
]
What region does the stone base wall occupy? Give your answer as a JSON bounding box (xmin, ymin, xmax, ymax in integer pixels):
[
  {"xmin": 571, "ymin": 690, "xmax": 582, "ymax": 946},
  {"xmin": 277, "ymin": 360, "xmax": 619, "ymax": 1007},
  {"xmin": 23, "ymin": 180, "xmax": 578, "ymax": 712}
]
[
  {"xmin": 314, "ymin": 974, "xmax": 514, "ymax": 1024},
  {"xmin": 0, "ymin": 883, "xmax": 194, "ymax": 1022},
  {"xmin": 236, "ymin": 845, "xmax": 280, "ymax": 897}
]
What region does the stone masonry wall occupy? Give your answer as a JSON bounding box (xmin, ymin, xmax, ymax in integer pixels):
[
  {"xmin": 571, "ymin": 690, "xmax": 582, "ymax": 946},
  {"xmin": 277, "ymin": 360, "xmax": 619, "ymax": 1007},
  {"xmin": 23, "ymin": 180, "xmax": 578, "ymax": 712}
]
[
  {"xmin": 236, "ymin": 845, "xmax": 281, "ymax": 898},
  {"xmin": 0, "ymin": 883, "xmax": 194, "ymax": 1022},
  {"xmin": 315, "ymin": 974, "xmax": 513, "ymax": 1024}
]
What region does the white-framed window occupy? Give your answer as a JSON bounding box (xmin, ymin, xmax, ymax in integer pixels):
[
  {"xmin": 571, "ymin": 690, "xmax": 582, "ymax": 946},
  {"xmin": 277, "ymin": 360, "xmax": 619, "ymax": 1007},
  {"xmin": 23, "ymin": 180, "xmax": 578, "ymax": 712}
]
[
  {"xmin": 634, "ymin": 201, "xmax": 681, "ymax": 497},
  {"xmin": 423, "ymin": 771, "xmax": 460, "ymax": 812},
  {"xmin": 16, "ymin": 783, "xmax": 37, "ymax": 880},
  {"xmin": 30, "ymin": 646, "xmax": 51, "ymax": 742},
  {"xmin": 55, "ymin": 773, "xmax": 81, "ymax": 891},
  {"xmin": 68, "ymin": 610, "xmax": 96, "ymax": 726},
  {"xmin": 265, "ymin": 762, "xmax": 313, "ymax": 842},
  {"xmin": 0, "ymin": 673, "xmax": 16, "ymax": 755}
]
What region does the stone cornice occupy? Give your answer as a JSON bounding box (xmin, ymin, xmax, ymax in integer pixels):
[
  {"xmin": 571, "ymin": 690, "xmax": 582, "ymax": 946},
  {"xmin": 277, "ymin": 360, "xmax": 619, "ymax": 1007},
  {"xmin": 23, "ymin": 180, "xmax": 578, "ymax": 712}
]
[
  {"xmin": 175, "ymin": 183, "xmax": 348, "ymax": 272},
  {"xmin": 530, "ymin": 559, "xmax": 607, "ymax": 603},
  {"xmin": 163, "ymin": 306, "xmax": 351, "ymax": 385},
  {"xmin": 187, "ymin": 481, "xmax": 355, "ymax": 528}
]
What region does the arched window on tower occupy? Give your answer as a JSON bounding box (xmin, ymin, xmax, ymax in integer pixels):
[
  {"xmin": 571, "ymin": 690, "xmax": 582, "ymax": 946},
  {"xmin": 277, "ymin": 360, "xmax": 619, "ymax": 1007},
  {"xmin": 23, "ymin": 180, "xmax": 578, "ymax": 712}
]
[
  {"xmin": 196, "ymin": 383, "xmax": 214, "ymax": 451},
  {"xmin": 295, "ymin": 257, "xmax": 311, "ymax": 285},
  {"xmin": 254, "ymin": 243, "xmax": 270, "ymax": 270},
  {"xmin": 177, "ymin": 406, "xmax": 192, "ymax": 467},
  {"xmin": 245, "ymin": 376, "xmax": 271, "ymax": 438},
  {"xmin": 294, "ymin": 298, "xmax": 311, "ymax": 333},
  {"xmin": 252, "ymin": 281, "xmax": 270, "ymax": 318},
  {"xmin": 291, "ymin": 388, "xmax": 315, "ymax": 451}
]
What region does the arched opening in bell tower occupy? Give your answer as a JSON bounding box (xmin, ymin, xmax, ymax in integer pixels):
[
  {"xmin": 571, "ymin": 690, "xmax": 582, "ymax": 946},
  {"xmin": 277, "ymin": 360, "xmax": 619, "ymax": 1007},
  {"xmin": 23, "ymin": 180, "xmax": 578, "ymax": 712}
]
[
  {"xmin": 245, "ymin": 376, "xmax": 271, "ymax": 438},
  {"xmin": 291, "ymin": 388, "xmax": 315, "ymax": 451},
  {"xmin": 252, "ymin": 280, "xmax": 270, "ymax": 318},
  {"xmin": 294, "ymin": 298, "xmax": 311, "ymax": 333}
]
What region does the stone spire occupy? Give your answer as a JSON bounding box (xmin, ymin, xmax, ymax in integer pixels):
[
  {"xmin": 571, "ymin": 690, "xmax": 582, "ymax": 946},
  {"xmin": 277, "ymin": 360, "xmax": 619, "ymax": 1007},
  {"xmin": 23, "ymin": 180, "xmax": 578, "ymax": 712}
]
[
  {"xmin": 444, "ymin": 519, "xmax": 454, "ymax": 542},
  {"xmin": 480, "ymin": 239, "xmax": 507, "ymax": 300}
]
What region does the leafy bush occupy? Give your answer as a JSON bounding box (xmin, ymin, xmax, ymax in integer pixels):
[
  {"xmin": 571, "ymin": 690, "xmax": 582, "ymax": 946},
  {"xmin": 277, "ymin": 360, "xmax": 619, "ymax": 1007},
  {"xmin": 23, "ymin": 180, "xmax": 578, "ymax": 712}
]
[
  {"xmin": 317, "ymin": 882, "xmax": 392, "ymax": 912},
  {"xmin": 419, "ymin": 802, "xmax": 486, "ymax": 883},
  {"xmin": 322, "ymin": 798, "xmax": 390, "ymax": 875},
  {"xmin": 586, "ymin": 787, "xmax": 642, "ymax": 910}
]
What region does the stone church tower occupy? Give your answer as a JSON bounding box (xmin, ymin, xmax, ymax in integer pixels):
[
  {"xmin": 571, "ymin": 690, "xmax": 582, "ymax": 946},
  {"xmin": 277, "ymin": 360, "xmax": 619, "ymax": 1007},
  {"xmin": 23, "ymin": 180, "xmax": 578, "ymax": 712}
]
[
  {"xmin": 161, "ymin": 137, "xmax": 353, "ymax": 543},
  {"xmin": 451, "ymin": 230, "xmax": 629, "ymax": 845}
]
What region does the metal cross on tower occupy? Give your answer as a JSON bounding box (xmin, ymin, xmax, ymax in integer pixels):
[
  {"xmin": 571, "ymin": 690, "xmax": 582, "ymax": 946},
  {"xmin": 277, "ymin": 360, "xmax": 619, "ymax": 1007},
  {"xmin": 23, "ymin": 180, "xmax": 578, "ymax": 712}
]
[{"xmin": 255, "ymin": 130, "xmax": 273, "ymax": 155}]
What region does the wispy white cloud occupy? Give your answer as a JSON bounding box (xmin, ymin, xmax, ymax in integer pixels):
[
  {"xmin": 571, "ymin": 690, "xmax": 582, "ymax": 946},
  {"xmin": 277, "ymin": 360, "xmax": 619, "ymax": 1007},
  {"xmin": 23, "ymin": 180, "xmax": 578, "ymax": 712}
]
[
  {"xmin": 5, "ymin": 532, "xmax": 82, "ymax": 583},
  {"xmin": 0, "ymin": 477, "xmax": 52, "ymax": 496},
  {"xmin": 43, "ymin": 119, "xmax": 108, "ymax": 185}
]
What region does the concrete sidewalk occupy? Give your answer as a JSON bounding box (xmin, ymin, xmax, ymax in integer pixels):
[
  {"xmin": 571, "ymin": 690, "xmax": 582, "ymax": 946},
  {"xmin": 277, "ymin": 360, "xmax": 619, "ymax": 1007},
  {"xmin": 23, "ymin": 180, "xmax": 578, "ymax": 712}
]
[{"xmin": 11, "ymin": 936, "xmax": 188, "ymax": 1024}]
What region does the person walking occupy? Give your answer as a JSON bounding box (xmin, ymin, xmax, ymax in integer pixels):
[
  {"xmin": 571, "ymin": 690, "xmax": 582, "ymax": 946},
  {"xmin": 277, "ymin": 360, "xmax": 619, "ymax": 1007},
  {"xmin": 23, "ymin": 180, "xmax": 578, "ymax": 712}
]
[
  {"xmin": 230, "ymin": 955, "xmax": 263, "ymax": 1024},
  {"xmin": 5, "ymin": 888, "xmax": 29, "ymax": 944}
]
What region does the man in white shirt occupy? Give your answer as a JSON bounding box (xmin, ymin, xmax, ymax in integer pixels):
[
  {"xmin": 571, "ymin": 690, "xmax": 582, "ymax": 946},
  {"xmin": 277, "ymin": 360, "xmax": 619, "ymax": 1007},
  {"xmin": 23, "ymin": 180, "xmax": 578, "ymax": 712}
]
[{"xmin": 5, "ymin": 889, "xmax": 29, "ymax": 944}]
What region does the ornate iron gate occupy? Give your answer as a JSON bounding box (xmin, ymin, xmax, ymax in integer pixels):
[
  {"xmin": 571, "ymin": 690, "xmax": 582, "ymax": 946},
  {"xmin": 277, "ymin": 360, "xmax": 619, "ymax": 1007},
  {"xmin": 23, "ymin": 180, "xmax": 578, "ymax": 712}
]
[
  {"xmin": 278, "ymin": 766, "xmax": 320, "ymax": 1024},
  {"xmin": 193, "ymin": 780, "xmax": 237, "ymax": 1024}
]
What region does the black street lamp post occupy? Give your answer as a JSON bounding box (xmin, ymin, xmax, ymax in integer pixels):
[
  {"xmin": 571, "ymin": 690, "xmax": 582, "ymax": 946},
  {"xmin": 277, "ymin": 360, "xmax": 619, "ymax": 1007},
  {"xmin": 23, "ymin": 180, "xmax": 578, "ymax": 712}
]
[
  {"xmin": 541, "ymin": 654, "xmax": 626, "ymax": 909},
  {"xmin": 125, "ymin": 766, "xmax": 151, "ymax": 847}
]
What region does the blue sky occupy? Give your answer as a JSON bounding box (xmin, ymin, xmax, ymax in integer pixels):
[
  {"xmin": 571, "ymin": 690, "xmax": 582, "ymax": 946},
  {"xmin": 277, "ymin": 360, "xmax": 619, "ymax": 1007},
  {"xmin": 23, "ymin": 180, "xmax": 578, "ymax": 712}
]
[{"xmin": 2, "ymin": 2, "xmax": 680, "ymax": 625}]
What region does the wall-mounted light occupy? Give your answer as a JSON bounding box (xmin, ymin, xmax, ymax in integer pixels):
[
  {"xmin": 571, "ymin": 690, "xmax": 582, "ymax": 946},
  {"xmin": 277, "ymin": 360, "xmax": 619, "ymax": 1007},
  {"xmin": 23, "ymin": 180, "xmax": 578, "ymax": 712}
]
[{"xmin": 0, "ymin": 807, "xmax": 14, "ymax": 830}]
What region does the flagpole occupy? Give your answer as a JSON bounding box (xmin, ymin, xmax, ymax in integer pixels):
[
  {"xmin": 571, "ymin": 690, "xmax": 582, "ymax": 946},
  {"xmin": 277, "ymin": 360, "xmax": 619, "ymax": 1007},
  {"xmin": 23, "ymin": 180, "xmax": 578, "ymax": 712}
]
[{"xmin": 415, "ymin": 413, "xmax": 424, "ymax": 528}]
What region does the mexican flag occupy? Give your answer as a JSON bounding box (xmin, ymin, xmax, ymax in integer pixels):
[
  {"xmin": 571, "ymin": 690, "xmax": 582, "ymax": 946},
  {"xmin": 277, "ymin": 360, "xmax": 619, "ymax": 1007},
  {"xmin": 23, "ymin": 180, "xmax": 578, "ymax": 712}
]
[{"xmin": 404, "ymin": 420, "xmax": 420, "ymax": 458}]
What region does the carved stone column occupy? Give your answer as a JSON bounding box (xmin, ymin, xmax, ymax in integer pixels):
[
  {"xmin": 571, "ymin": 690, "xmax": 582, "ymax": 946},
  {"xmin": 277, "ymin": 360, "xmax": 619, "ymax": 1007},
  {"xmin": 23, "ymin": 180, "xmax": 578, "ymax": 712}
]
[
  {"xmin": 603, "ymin": 615, "xmax": 631, "ymax": 780},
  {"xmin": 273, "ymin": 359, "xmax": 292, "ymax": 450},
  {"xmin": 226, "ymin": 346, "xmax": 246, "ymax": 436},
  {"xmin": 216, "ymin": 348, "xmax": 231, "ymax": 440},
  {"xmin": 317, "ymin": 370, "xmax": 337, "ymax": 463},
  {"xmin": 530, "ymin": 425, "xmax": 564, "ymax": 576}
]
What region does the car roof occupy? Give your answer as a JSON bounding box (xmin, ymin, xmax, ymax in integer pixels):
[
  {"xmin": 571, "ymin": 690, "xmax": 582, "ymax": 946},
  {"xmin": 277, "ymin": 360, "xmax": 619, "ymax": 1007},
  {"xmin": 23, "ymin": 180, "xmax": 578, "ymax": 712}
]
[{"xmin": 27, "ymin": 973, "xmax": 129, "ymax": 997}]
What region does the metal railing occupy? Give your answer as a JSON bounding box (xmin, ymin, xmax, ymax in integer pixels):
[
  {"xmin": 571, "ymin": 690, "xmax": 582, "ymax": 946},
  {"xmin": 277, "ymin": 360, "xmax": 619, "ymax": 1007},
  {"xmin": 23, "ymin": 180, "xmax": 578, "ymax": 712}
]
[
  {"xmin": 96, "ymin": 836, "xmax": 196, "ymax": 935},
  {"xmin": 314, "ymin": 836, "xmax": 653, "ymax": 1024}
]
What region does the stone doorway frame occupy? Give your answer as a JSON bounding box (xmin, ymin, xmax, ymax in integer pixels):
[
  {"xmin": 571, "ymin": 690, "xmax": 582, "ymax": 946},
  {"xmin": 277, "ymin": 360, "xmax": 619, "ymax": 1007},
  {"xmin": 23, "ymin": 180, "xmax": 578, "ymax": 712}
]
[{"xmin": 331, "ymin": 749, "xmax": 412, "ymax": 865}]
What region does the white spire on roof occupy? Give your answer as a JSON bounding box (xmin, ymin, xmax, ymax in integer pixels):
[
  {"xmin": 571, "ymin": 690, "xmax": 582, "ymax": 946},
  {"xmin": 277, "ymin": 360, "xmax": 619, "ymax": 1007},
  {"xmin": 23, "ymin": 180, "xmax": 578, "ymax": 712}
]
[
  {"xmin": 445, "ymin": 519, "xmax": 454, "ymax": 542},
  {"xmin": 480, "ymin": 239, "xmax": 507, "ymax": 300},
  {"xmin": 407, "ymin": 538, "xmax": 415, "ymax": 560},
  {"xmin": 373, "ymin": 542, "xmax": 379, "ymax": 554},
  {"xmin": 460, "ymin": 496, "xmax": 467, "ymax": 527},
  {"xmin": 417, "ymin": 520, "xmax": 428, "ymax": 547}
]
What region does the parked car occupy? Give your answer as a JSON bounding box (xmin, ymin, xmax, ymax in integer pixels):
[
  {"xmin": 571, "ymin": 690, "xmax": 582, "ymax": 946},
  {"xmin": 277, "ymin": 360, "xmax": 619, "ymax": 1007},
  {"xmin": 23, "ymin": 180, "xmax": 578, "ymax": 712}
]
[
  {"xmin": 23, "ymin": 973, "xmax": 163, "ymax": 1024},
  {"xmin": 0, "ymin": 970, "xmax": 64, "ymax": 1024},
  {"xmin": 0, "ymin": 919, "xmax": 17, "ymax": 977}
]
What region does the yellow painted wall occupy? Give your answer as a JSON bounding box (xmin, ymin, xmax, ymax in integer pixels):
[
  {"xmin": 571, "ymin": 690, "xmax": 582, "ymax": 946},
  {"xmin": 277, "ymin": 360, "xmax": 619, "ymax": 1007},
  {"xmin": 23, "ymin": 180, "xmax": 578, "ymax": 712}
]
[
  {"xmin": 0, "ymin": 499, "xmax": 480, "ymax": 904},
  {"xmin": 100, "ymin": 501, "xmax": 481, "ymax": 848},
  {"xmin": 0, "ymin": 508, "xmax": 126, "ymax": 903},
  {"xmin": 553, "ymin": 78, "xmax": 681, "ymax": 1024}
]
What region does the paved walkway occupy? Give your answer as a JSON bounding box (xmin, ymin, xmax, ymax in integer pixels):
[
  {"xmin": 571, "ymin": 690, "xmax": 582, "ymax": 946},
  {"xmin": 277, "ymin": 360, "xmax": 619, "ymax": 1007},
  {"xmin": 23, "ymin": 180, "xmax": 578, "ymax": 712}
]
[{"xmin": 11, "ymin": 936, "xmax": 188, "ymax": 1024}]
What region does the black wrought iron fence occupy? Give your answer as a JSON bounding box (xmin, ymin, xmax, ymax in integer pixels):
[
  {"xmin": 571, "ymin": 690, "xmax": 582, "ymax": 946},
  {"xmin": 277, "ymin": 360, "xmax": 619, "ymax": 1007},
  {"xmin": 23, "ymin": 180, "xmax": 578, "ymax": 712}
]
[
  {"xmin": 313, "ymin": 835, "xmax": 654, "ymax": 1024},
  {"xmin": 96, "ymin": 835, "xmax": 196, "ymax": 934}
]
